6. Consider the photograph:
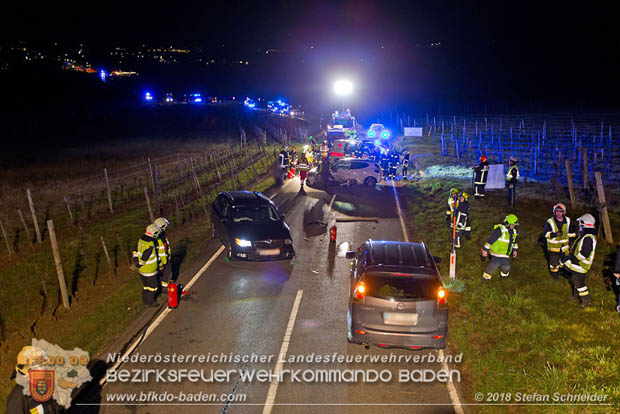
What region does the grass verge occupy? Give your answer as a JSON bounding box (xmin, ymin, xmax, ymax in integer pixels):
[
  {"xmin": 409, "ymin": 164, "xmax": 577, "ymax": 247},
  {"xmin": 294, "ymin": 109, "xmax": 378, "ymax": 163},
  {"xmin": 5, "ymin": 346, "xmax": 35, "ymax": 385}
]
[{"xmin": 401, "ymin": 177, "xmax": 620, "ymax": 414}]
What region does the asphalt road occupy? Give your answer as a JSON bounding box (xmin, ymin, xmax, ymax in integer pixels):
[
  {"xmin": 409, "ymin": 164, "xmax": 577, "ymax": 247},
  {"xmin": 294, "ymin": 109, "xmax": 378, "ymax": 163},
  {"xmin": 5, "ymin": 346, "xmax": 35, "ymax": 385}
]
[{"xmin": 91, "ymin": 177, "xmax": 459, "ymax": 414}]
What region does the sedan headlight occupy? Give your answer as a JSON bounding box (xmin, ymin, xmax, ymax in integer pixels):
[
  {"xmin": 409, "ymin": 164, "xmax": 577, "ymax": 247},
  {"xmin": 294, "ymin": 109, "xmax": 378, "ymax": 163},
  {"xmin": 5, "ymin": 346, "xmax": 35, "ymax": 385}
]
[
  {"xmin": 284, "ymin": 239, "xmax": 293, "ymax": 245},
  {"xmin": 235, "ymin": 238, "xmax": 252, "ymax": 247}
]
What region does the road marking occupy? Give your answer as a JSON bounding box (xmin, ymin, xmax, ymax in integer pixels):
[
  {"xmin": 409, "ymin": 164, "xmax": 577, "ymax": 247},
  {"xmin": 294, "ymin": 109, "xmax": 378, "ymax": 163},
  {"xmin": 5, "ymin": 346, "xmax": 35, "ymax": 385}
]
[
  {"xmin": 389, "ymin": 180, "xmax": 464, "ymax": 414},
  {"xmin": 99, "ymin": 245, "xmax": 225, "ymax": 386},
  {"xmin": 262, "ymin": 289, "xmax": 304, "ymax": 414},
  {"xmin": 390, "ymin": 180, "xmax": 409, "ymax": 242}
]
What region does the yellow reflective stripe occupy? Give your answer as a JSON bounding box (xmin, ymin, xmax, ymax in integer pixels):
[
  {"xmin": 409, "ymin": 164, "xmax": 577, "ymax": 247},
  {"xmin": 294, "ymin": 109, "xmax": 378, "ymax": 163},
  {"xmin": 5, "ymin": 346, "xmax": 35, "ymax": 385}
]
[
  {"xmin": 577, "ymin": 286, "xmax": 588, "ymax": 292},
  {"xmin": 490, "ymin": 252, "xmax": 509, "ymax": 258},
  {"xmin": 143, "ymin": 286, "xmax": 158, "ymax": 291},
  {"xmin": 482, "ymin": 273, "xmax": 493, "ymax": 279},
  {"xmin": 145, "ymin": 258, "xmax": 158, "ymax": 264},
  {"xmin": 579, "ymin": 291, "xmax": 589, "ymax": 296}
]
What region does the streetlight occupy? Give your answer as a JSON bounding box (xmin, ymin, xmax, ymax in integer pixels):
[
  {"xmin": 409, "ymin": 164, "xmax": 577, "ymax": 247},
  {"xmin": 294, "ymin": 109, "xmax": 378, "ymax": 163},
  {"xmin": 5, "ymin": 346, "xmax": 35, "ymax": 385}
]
[{"xmin": 333, "ymin": 79, "xmax": 353, "ymax": 111}]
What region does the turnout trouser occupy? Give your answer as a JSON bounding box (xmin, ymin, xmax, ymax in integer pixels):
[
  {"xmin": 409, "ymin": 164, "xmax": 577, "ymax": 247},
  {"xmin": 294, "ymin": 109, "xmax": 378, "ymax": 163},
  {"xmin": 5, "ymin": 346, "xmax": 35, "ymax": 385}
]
[
  {"xmin": 140, "ymin": 273, "xmax": 160, "ymax": 305},
  {"xmin": 548, "ymin": 251, "xmax": 562, "ymax": 277},
  {"xmin": 570, "ymin": 271, "xmax": 590, "ymax": 305},
  {"xmin": 506, "ymin": 184, "xmax": 517, "ymax": 207},
  {"xmin": 474, "ymin": 183, "xmax": 486, "ymax": 198},
  {"xmin": 483, "ymin": 256, "xmax": 511, "ymax": 279}
]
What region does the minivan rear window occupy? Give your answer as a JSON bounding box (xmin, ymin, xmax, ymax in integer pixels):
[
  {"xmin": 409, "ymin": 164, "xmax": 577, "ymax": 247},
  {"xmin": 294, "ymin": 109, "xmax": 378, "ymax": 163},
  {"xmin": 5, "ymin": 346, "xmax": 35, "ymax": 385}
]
[{"xmin": 362, "ymin": 273, "xmax": 441, "ymax": 301}]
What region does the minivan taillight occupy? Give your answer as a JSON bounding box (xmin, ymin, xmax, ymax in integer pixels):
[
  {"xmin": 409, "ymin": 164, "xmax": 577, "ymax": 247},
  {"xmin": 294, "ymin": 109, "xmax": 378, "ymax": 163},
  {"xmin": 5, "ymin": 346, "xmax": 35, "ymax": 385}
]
[
  {"xmin": 354, "ymin": 283, "xmax": 367, "ymax": 300},
  {"xmin": 437, "ymin": 288, "xmax": 446, "ymax": 305}
]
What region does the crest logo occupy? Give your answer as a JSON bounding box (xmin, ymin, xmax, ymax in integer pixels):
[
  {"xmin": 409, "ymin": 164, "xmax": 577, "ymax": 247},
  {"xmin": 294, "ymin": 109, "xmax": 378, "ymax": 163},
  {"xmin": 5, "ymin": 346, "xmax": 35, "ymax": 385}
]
[{"xmin": 29, "ymin": 370, "xmax": 55, "ymax": 402}]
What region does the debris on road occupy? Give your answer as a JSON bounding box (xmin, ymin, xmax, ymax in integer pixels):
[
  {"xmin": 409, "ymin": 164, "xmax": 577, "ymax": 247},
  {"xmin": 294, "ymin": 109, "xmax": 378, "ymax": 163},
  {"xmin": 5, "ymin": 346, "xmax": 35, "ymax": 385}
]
[{"xmin": 335, "ymin": 217, "xmax": 379, "ymax": 223}]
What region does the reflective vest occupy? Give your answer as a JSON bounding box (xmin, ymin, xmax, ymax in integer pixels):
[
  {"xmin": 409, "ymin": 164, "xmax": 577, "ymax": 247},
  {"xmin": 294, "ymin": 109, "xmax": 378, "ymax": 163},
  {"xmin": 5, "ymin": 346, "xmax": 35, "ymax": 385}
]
[
  {"xmin": 320, "ymin": 145, "xmax": 328, "ymax": 158},
  {"xmin": 489, "ymin": 224, "xmax": 518, "ymax": 258},
  {"xmin": 297, "ymin": 162, "xmax": 308, "ymax": 172},
  {"xmin": 565, "ymin": 234, "xmax": 596, "ymax": 274},
  {"xmin": 157, "ymin": 234, "xmax": 171, "ymax": 266},
  {"xmin": 545, "ymin": 217, "xmax": 571, "ymax": 252},
  {"xmin": 506, "ymin": 165, "xmax": 520, "ymax": 182},
  {"xmin": 446, "ymin": 197, "xmax": 459, "ymax": 219},
  {"xmin": 135, "ymin": 237, "xmax": 159, "ymax": 276}
]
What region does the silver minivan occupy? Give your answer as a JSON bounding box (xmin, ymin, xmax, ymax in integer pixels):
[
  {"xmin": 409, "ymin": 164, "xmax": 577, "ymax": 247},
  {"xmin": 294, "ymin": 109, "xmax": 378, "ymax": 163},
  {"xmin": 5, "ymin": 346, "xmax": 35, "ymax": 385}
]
[{"xmin": 346, "ymin": 240, "xmax": 448, "ymax": 349}]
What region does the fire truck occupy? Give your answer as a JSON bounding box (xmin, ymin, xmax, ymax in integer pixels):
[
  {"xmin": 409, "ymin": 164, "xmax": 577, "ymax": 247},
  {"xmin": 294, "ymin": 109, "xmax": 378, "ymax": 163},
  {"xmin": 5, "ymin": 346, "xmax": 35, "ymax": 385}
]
[{"xmin": 327, "ymin": 109, "xmax": 357, "ymax": 142}]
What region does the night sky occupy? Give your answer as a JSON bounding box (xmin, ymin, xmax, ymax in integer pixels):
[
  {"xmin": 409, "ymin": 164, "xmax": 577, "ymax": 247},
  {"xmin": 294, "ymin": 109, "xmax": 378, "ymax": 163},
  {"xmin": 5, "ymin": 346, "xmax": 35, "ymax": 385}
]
[{"xmin": 3, "ymin": 1, "xmax": 619, "ymax": 114}]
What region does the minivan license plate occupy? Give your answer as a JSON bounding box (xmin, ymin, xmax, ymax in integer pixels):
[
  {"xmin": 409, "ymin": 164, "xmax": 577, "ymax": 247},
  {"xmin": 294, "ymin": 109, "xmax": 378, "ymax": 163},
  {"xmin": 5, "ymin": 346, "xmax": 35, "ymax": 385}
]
[
  {"xmin": 258, "ymin": 248, "xmax": 280, "ymax": 256},
  {"xmin": 383, "ymin": 312, "xmax": 418, "ymax": 325}
]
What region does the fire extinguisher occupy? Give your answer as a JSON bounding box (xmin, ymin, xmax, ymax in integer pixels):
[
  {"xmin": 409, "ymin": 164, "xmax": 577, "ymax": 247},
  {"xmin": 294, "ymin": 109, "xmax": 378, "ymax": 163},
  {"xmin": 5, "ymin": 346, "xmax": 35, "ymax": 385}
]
[
  {"xmin": 168, "ymin": 281, "xmax": 180, "ymax": 308},
  {"xmin": 330, "ymin": 225, "xmax": 337, "ymax": 242}
]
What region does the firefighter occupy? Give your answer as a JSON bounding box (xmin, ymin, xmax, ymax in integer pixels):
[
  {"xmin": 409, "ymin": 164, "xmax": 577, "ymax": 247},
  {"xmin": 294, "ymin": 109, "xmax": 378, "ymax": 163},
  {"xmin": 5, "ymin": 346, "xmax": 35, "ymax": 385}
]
[
  {"xmin": 297, "ymin": 154, "xmax": 309, "ymax": 192},
  {"xmin": 480, "ymin": 214, "xmax": 519, "ymax": 280},
  {"xmin": 561, "ymin": 214, "xmax": 597, "ymax": 308},
  {"xmin": 380, "ymin": 149, "xmax": 390, "ymax": 179},
  {"xmin": 154, "ymin": 217, "xmax": 171, "ymax": 288},
  {"xmin": 543, "ymin": 203, "xmax": 576, "ymax": 280},
  {"xmin": 506, "ymin": 156, "xmax": 520, "ymax": 208},
  {"xmin": 473, "ymin": 155, "xmax": 489, "ymax": 199},
  {"xmin": 133, "ymin": 224, "xmax": 163, "ymax": 307},
  {"xmin": 452, "ymin": 192, "xmax": 471, "ymax": 248},
  {"xmin": 402, "ymin": 156, "xmax": 410, "ymax": 179},
  {"xmin": 320, "ymin": 141, "xmax": 329, "ymax": 160},
  {"xmin": 389, "ymin": 148, "xmax": 400, "ymax": 179},
  {"xmin": 6, "ymin": 346, "xmax": 62, "ymax": 414},
  {"xmin": 446, "ymin": 187, "xmax": 460, "ymax": 226}
]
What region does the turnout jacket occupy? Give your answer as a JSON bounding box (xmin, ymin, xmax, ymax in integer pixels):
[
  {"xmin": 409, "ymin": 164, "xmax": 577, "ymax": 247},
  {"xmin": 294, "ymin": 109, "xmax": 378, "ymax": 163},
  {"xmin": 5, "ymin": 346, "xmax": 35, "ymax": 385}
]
[
  {"xmin": 474, "ymin": 161, "xmax": 489, "ymax": 184},
  {"xmin": 483, "ymin": 224, "xmax": 518, "ymax": 257},
  {"xmin": 543, "ymin": 216, "xmax": 576, "ymax": 253},
  {"xmin": 564, "ymin": 229, "xmax": 597, "ymax": 274},
  {"xmin": 506, "ymin": 164, "xmax": 520, "ymax": 185},
  {"xmin": 452, "ymin": 201, "xmax": 471, "ymax": 232},
  {"xmin": 134, "ymin": 235, "xmax": 160, "ymax": 276},
  {"xmin": 157, "ymin": 231, "xmax": 171, "ymax": 267}
]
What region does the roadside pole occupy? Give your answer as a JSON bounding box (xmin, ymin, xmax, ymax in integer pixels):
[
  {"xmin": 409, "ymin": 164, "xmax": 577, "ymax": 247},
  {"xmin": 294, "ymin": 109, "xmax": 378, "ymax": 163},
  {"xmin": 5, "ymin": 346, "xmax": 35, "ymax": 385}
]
[{"xmin": 449, "ymin": 215, "xmax": 456, "ymax": 279}]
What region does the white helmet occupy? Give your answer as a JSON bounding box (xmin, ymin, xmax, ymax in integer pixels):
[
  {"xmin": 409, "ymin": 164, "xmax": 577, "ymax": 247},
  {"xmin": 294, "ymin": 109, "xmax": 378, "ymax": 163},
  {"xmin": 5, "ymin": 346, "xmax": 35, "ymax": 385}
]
[
  {"xmin": 15, "ymin": 346, "xmax": 46, "ymax": 377},
  {"xmin": 576, "ymin": 214, "xmax": 595, "ymax": 229},
  {"xmin": 145, "ymin": 224, "xmax": 161, "ymax": 238},
  {"xmin": 154, "ymin": 217, "xmax": 169, "ymax": 231},
  {"xmin": 509, "ymin": 156, "xmax": 518, "ymax": 162},
  {"xmin": 553, "ymin": 203, "xmax": 566, "ymax": 214}
]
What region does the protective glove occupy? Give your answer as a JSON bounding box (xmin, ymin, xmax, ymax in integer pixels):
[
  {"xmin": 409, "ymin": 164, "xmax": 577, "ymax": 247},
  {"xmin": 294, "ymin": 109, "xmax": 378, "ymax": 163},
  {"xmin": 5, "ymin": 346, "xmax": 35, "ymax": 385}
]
[
  {"xmin": 549, "ymin": 232, "xmax": 558, "ymax": 238},
  {"xmin": 561, "ymin": 245, "xmax": 569, "ymax": 253}
]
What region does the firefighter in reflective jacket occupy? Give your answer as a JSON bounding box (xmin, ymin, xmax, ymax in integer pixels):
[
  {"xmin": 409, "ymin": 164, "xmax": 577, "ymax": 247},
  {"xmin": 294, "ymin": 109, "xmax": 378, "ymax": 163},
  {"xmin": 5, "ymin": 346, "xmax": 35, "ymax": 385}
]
[
  {"xmin": 320, "ymin": 141, "xmax": 329, "ymax": 159},
  {"xmin": 388, "ymin": 149, "xmax": 400, "ymax": 179},
  {"xmin": 452, "ymin": 192, "xmax": 471, "ymax": 248},
  {"xmin": 133, "ymin": 224, "xmax": 162, "ymax": 307},
  {"xmin": 154, "ymin": 217, "xmax": 171, "ymax": 288},
  {"xmin": 446, "ymin": 187, "xmax": 459, "ymax": 226},
  {"xmin": 473, "ymin": 155, "xmax": 489, "ymax": 199},
  {"xmin": 402, "ymin": 151, "xmax": 410, "ymax": 179},
  {"xmin": 481, "ymin": 214, "xmax": 519, "ymax": 279},
  {"xmin": 506, "ymin": 156, "xmax": 520, "ymax": 208},
  {"xmin": 543, "ymin": 203, "xmax": 576, "ymax": 279},
  {"xmin": 562, "ymin": 214, "xmax": 597, "ymax": 308}
]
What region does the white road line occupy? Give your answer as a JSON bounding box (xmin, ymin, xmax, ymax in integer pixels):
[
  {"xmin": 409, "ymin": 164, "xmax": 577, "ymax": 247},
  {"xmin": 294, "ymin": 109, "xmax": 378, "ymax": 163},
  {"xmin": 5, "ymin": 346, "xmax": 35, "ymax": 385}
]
[
  {"xmin": 390, "ymin": 180, "xmax": 464, "ymax": 414},
  {"xmin": 262, "ymin": 289, "xmax": 304, "ymax": 414},
  {"xmin": 390, "ymin": 180, "xmax": 409, "ymax": 242},
  {"xmin": 99, "ymin": 245, "xmax": 225, "ymax": 386}
]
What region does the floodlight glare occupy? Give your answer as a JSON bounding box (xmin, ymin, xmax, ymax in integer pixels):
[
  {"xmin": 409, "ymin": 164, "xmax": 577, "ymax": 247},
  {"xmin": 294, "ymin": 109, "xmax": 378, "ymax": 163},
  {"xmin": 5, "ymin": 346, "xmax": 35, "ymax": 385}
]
[{"xmin": 333, "ymin": 79, "xmax": 353, "ymax": 96}]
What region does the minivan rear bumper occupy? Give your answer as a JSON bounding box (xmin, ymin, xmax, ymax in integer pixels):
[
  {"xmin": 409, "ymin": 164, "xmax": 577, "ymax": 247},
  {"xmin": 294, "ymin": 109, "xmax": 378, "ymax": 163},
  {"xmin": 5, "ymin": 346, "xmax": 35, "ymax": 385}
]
[{"xmin": 349, "ymin": 316, "xmax": 447, "ymax": 349}]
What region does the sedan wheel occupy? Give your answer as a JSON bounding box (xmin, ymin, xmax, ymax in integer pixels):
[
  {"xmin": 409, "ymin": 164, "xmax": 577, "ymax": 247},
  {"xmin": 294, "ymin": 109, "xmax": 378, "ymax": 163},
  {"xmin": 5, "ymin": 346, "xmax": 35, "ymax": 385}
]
[{"xmin": 364, "ymin": 177, "xmax": 377, "ymax": 187}]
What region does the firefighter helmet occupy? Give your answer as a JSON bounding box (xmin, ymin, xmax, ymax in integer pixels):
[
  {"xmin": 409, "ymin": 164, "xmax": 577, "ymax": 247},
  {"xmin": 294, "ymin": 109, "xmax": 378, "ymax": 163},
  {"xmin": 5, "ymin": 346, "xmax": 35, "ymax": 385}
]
[
  {"xmin": 460, "ymin": 192, "xmax": 469, "ymax": 201},
  {"xmin": 576, "ymin": 214, "xmax": 595, "ymax": 228},
  {"xmin": 504, "ymin": 214, "xmax": 519, "ymax": 226},
  {"xmin": 509, "ymin": 156, "xmax": 518, "ymax": 162},
  {"xmin": 553, "ymin": 203, "xmax": 566, "ymax": 214},
  {"xmin": 480, "ymin": 155, "xmax": 487, "ymax": 163},
  {"xmin": 145, "ymin": 224, "xmax": 161, "ymax": 238},
  {"xmin": 450, "ymin": 187, "xmax": 459, "ymax": 195},
  {"xmin": 154, "ymin": 217, "xmax": 170, "ymax": 231},
  {"xmin": 15, "ymin": 346, "xmax": 46, "ymax": 377}
]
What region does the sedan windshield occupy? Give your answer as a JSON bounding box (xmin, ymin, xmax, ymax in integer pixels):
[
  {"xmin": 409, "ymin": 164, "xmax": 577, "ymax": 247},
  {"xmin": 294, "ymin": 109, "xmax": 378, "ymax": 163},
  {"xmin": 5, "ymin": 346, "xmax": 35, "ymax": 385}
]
[{"xmin": 231, "ymin": 205, "xmax": 280, "ymax": 223}]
